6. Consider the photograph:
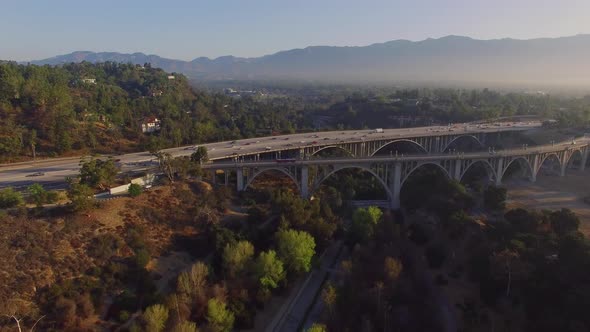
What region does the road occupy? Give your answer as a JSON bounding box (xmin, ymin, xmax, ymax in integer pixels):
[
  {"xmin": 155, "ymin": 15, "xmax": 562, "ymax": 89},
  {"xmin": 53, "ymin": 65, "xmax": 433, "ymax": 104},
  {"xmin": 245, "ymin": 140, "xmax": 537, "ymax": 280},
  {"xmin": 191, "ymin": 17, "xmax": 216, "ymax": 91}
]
[
  {"xmin": 202, "ymin": 136, "xmax": 589, "ymax": 170},
  {"xmin": 0, "ymin": 121, "xmax": 540, "ymax": 190}
]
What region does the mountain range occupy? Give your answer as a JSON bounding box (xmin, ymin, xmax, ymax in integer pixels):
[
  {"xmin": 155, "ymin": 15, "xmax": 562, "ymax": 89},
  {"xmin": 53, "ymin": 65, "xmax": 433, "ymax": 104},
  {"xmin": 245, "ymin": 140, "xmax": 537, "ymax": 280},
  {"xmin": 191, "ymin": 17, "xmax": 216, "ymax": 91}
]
[{"xmin": 25, "ymin": 35, "xmax": 590, "ymax": 87}]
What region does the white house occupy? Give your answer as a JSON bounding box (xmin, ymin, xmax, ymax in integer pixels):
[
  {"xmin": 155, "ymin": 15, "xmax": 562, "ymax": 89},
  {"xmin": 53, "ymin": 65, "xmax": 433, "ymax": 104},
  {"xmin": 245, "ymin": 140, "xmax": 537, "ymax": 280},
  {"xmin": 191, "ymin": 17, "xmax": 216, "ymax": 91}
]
[{"xmin": 141, "ymin": 116, "xmax": 161, "ymax": 133}]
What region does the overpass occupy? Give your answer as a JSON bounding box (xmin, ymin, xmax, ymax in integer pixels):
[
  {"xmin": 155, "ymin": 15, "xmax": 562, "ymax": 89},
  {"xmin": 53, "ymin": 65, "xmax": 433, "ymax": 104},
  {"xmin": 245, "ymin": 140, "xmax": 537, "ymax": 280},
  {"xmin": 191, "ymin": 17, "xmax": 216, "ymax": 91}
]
[
  {"xmin": 203, "ymin": 137, "xmax": 590, "ymax": 209},
  {"xmin": 0, "ymin": 121, "xmax": 539, "ymax": 190}
]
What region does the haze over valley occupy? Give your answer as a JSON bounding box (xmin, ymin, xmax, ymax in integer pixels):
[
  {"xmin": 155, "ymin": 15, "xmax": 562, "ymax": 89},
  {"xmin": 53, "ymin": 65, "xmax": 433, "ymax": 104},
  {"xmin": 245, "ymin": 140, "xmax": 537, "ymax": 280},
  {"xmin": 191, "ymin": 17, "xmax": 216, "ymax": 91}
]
[{"xmin": 28, "ymin": 34, "xmax": 590, "ymax": 88}]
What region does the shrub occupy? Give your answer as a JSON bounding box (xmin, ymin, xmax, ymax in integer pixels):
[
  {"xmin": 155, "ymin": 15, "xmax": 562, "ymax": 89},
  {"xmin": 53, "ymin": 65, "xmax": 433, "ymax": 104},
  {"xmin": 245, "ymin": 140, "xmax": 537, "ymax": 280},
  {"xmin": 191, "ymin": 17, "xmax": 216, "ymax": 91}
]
[
  {"xmin": 128, "ymin": 183, "xmax": 143, "ymax": 197},
  {"xmin": 0, "ymin": 187, "xmax": 24, "ymax": 208}
]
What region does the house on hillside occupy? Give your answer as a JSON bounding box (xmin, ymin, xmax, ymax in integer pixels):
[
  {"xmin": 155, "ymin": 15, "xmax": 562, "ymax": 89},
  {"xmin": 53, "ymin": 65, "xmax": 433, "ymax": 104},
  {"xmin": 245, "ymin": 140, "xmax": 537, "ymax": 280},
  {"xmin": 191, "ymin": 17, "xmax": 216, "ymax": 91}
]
[
  {"xmin": 141, "ymin": 116, "xmax": 161, "ymax": 133},
  {"xmin": 81, "ymin": 78, "xmax": 96, "ymax": 84}
]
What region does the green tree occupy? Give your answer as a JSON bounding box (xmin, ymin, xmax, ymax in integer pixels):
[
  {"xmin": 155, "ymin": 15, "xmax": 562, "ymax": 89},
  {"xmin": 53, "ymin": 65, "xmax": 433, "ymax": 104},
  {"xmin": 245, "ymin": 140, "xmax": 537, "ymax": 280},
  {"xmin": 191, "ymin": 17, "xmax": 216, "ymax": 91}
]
[
  {"xmin": 276, "ymin": 229, "xmax": 316, "ymax": 273},
  {"xmin": 0, "ymin": 187, "xmax": 24, "ymax": 209},
  {"xmin": 79, "ymin": 158, "xmax": 119, "ymax": 189},
  {"xmin": 306, "ymin": 323, "xmax": 327, "ymax": 332},
  {"xmin": 484, "ymin": 185, "xmax": 507, "ymax": 211},
  {"xmin": 254, "ymin": 250, "xmax": 286, "ymax": 289},
  {"xmin": 321, "ymin": 282, "xmax": 337, "ymax": 317},
  {"xmin": 177, "ymin": 261, "xmax": 209, "ymax": 298},
  {"xmin": 223, "ymin": 240, "xmax": 254, "ymax": 278},
  {"xmin": 143, "ymin": 304, "xmax": 169, "ymax": 332},
  {"xmin": 383, "ymin": 256, "xmax": 403, "ymax": 281},
  {"xmin": 27, "ymin": 183, "xmax": 48, "ymax": 207},
  {"xmin": 349, "ymin": 206, "xmax": 383, "ymax": 244},
  {"xmin": 190, "ymin": 146, "xmax": 209, "ymax": 163},
  {"xmin": 66, "ymin": 182, "xmax": 95, "ymax": 211},
  {"xmin": 206, "ymin": 298, "xmax": 234, "ymax": 332},
  {"xmin": 128, "ymin": 183, "xmax": 143, "ymax": 197},
  {"xmin": 172, "ymin": 321, "xmax": 199, "ymax": 332}
]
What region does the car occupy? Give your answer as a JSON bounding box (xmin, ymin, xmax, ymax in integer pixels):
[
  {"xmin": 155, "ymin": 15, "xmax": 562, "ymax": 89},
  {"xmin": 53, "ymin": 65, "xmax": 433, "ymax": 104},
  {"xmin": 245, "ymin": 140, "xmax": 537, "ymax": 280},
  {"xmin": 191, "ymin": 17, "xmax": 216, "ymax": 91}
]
[
  {"xmin": 265, "ymin": 146, "xmax": 272, "ymax": 150},
  {"xmin": 284, "ymin": 137, "xmax": 290, "ymax": 140},
  {"xmin": 245, "ymin": 142, "xmax": 251, "ymax": 145},
  {"xmin": 312, "ymin": 141, "xmax": 318, "ymax": 144},
  {"xmin": 230, "ymin": 140, "xmax": 236, "ymax": 144},
  {"xmin": 26, "ymin": 172, "xmax": 45, "ymax": 177},
  {"xmin": 300, "ymin": 140, "xmax": 306, "ymax": 143},
  {"xmin": 324, "ymin": 137, "xmax": 330, "ymax": 140}
]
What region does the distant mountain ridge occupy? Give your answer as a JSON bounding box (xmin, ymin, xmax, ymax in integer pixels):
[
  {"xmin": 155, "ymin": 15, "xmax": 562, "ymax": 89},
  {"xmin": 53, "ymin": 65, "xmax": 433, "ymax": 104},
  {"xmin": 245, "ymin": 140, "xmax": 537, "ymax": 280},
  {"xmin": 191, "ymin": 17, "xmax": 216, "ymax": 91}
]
[{"xmin": 25, "ymin": 35, "xmax": 590, "ymax": 86}]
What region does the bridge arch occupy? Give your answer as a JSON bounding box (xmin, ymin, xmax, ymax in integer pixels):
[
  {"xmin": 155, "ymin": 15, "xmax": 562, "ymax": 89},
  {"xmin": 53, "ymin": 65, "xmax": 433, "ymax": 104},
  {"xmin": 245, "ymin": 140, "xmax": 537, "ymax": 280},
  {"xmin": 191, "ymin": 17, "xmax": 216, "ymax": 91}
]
[
  {"xmin": 401, "ymin": 162, "xmax": 451, "ymax": 187},
  {"xmin": 310, "ymin": 145, "xmax": 354, "ymax": 157},
  {"xmin": 500, "ymin": 157, "xmax": 534, "ymax": 182},
  {"xmin": 244, "ymin": 167, "xmax": 300, "ymax": 192},
  {"xmin": 460, "ymin": 160, "xmax": 498, "ymax": 183},
  {"xmin": 371, "ymin": 139, "xmax": 428, "ymax": 156},
  {"xmin": 565, "ymin": 149, "xmax": 584, "ymax": 171},
  {"xmin": 442, "ymin": 135, "xmax": 484, "ymax": 153},
  {"xmin": 310, "ymin": 166, "xmax": 393, "ymax": 201},
  {"xmin": 536, "ymin": 153, "xmax": 562, "ymax": 177}
]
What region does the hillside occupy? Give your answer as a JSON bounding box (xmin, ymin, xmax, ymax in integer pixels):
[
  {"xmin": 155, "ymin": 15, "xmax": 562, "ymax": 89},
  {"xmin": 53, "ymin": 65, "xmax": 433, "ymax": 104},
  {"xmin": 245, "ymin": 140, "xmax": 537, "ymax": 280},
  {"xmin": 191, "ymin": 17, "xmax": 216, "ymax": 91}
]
[{"xmin": 28, "ymin": 35, "xmax": 590, "ymax": 87}]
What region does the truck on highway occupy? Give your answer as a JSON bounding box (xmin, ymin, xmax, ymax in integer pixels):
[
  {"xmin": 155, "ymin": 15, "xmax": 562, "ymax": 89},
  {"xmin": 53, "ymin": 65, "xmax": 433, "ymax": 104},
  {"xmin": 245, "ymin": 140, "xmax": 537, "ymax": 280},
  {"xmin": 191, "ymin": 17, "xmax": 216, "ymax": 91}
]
[{"xmin": 374, "ymin": 128, "xmax": 384, "ymax": 133}]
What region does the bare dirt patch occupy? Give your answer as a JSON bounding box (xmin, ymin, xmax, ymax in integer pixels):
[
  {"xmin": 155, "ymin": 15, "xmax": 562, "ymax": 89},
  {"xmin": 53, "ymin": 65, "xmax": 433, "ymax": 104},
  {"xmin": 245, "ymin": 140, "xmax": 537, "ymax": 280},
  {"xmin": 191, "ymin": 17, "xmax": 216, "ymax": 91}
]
[{"xmin": 505, "ymin": 170, "xmax": 590, "ymax": 235}]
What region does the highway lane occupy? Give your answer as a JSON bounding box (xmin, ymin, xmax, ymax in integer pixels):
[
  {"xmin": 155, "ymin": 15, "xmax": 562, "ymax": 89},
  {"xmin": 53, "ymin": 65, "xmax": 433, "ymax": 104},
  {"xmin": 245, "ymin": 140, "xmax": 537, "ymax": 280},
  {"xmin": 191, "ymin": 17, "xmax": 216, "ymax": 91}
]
[
  {"xmin": 0, "ymin": 121, "xmax": 541, "ymax": 189},
  {"xmin": 202, "ymin": 137, "xmax": 589, "ymax": 169}
]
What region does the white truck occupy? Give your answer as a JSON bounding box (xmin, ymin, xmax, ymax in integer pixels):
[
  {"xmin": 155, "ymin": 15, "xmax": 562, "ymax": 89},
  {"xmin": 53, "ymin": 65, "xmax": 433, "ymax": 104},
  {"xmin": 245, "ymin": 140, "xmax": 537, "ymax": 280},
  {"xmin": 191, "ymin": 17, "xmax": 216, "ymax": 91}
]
[{"xmin": 374, "ymin": 128, "xmax": 384, "ymax": 133}]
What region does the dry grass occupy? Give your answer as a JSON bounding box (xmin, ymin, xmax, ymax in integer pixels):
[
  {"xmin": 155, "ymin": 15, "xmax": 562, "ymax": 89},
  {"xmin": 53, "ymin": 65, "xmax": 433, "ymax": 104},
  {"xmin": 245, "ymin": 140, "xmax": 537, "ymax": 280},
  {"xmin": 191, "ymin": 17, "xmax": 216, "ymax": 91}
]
[{"xmin": 505, "ymin": 170, "xmax": 590, "ymax": 236}]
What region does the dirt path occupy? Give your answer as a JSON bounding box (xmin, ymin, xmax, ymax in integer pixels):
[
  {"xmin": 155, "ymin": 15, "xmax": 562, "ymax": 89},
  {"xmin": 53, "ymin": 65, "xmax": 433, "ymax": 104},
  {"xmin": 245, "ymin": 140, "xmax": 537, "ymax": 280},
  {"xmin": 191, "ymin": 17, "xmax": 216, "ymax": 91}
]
[{"xmin": 504, "ymin": 170, "xmax": 590, "ymax": 235}]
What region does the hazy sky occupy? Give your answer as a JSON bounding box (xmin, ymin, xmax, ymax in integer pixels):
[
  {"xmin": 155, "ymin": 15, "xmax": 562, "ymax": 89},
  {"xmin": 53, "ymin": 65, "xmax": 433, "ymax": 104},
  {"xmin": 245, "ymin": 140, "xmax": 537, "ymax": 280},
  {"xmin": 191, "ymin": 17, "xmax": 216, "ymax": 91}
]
[{"xmin": 2, "ymin": 0, "xmax": 590, "ymax": 61}]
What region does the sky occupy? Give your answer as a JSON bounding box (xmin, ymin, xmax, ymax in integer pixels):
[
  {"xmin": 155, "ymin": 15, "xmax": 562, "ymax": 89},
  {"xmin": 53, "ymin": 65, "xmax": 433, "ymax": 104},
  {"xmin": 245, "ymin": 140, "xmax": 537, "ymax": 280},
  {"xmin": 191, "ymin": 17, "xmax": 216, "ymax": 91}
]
[{"xmin": 2, "ymin": 0, "xmax": 590, "ymax": 61}]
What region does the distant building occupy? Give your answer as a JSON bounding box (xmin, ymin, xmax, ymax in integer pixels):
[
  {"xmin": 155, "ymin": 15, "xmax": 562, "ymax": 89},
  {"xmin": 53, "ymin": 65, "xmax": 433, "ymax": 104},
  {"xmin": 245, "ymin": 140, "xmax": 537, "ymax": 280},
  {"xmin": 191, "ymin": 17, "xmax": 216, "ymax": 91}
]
[
  {"xmin": 81, "ymin": 78, "xmax": 96, "ymax": 84},
  {"xmin": 141, "ymin": 116, "xmax": 161, "ymax": 133},
  {"xmin": 167, "ymin": 75, "xmax": 175, "ymax": 80},
  {"xmin": 150, "ymin": 89, "xmax": 163, "ymax": 97}
]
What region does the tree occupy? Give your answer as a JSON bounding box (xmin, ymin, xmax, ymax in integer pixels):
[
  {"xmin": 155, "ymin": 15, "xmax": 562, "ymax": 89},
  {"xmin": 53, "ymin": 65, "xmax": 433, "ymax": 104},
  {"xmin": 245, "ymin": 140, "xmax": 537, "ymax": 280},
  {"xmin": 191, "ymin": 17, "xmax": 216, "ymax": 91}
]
[
  {"xmin": 306, "ymin": 323, "xmax": 327, "ymax": 332},
  {"xmin": 143, "ymin": 304, "xmax": 169, "ymax": 332},
  {"xmin": 191, "ymin": 146, "xmax": 209, "ymax": 163},
  {"xmin": 27, "ymin": 183, "xmax": 47, "ymax": 207},
  {"xmin": 153, "ymin": 151, "xmax": 175, "ymax": 182},
  {"xmin": 66, "ymin": 182, "xmax": 95, "ymax": 211},
  {"xmin": 223, "ymin": 240, "xmax": 254, "ymax": 278},
  {"xmin": 254, "ymin": 250, "xmax": 286, "ymax": 290},
  {"xmin": 206, "ymin": 298, "xmax": 234, "ymax": 332},
  {"xmin": 0, "ymin": 187, "xmax": 24, "ymax": 208},
  {"xmin": 275, "ymin": 229, "xmax": 316, "ymax": 274},
  {"xmin": 384, "ymin": 256, "xmax": 403, "ymax": 281},
  {"xmin": 25, "ymin": 129, "xmax": 37, "ymax": 160},
  {"xmin": 177, "ymin": 262, "xmax": 209, "ymax": 298},
  {"xmin": 550, "ymin": 208, "xmax": 580, "ymax": 236},
  {"xmin": 79, "ymin": 158, "xmax": 119, "ymax": 189},
  {"xmin": 484, "ymin": 185, "xmax": 507, "ymax": 210},
  {"xmin": 128, "ymin": 183, "xmax": 143, "ymax": 197},
  {"xmin": 172, "ymin": 321, "xmax": 199, "ymax": 332},
  {"xmin": 321, "ymin": 282, "xmax": 337, "ymax": 317},
  {"xmin": 349, "ymin": 206, "xmax": 383, "ymax": 244},
  {"xmin": 490, "ymin": 249, "xmax": 531, "ymax": 297}
]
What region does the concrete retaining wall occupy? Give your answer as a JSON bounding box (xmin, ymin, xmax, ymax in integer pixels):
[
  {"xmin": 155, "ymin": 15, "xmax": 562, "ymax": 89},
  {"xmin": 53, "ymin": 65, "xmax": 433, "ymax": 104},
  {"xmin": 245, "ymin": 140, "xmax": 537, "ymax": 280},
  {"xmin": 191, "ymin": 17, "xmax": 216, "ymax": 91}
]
[{"xmin": 109, "ymin": 174, "xmax": 155, "ymax": 195}]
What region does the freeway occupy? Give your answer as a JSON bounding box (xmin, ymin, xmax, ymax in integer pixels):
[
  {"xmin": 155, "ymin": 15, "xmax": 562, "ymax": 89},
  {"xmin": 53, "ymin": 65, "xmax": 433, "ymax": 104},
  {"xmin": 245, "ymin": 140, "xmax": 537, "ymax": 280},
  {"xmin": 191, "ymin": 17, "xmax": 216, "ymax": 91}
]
[
  {"xmin": 202, "ymin": 136, "xmax": 588, "ymax": 169},
  {"xmin": 0, "ymin": 121, "xmax": 540, "ymax": 190}
]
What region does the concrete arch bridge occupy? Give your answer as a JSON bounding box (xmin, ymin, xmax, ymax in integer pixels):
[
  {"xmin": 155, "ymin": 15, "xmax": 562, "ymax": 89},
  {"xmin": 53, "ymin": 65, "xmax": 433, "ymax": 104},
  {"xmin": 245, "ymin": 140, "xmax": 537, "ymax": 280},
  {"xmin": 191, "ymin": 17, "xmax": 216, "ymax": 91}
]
[{"xmin": 204, "ymin": 138, "xmax": 589, "ymax": 209}]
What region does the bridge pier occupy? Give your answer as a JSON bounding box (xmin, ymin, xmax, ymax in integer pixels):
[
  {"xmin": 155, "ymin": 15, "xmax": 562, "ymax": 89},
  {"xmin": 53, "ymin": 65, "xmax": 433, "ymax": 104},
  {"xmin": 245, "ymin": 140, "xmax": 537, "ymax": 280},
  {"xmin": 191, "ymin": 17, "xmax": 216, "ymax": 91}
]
[
  {"xmin": 236, "ymin": 168, "xmax": 244, "ymax": 191},
  {"xmin": 453, "ymin": 159, "xmax": 462, "ymax": 181},
  {"xmin": 495, "ymin": 157, "xmax": 504, "ymax": 186},
  {"xmin": 390, "ymin": 162, "xmax": 402, "ymax": 209},
  {"xmin": 300, "ymin": 166, "xmax": 309, "ymax": 198},
  {"xmin": 582, "ymin": 149, "xmax": 589, "ymax": 171}
]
